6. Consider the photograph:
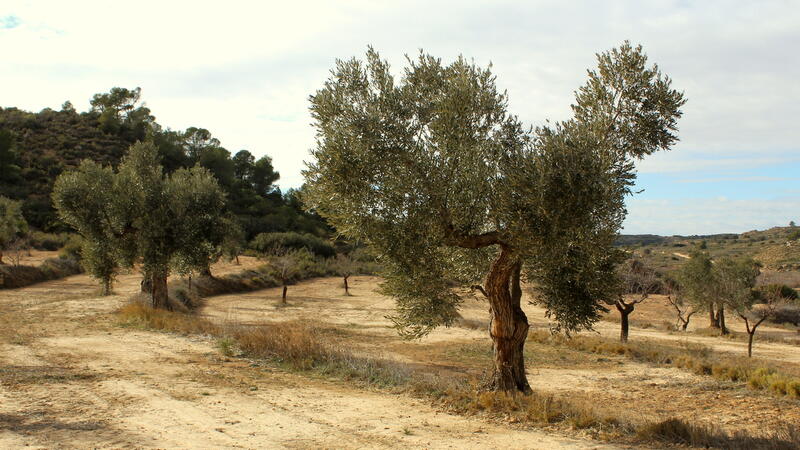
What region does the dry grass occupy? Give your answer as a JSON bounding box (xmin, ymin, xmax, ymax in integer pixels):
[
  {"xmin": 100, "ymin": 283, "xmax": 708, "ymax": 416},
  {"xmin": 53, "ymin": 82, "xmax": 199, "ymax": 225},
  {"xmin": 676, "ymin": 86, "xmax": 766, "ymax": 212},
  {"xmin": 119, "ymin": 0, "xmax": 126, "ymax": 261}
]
[
  {"xmin": 117, "ymin": 301, "xmax": 221, "ymax": 335},
  {"xmin": 528, "ymin": 330, "xmax": 800, "ymax": 399},
  {"xmin": 638, "ymin": 418, "xmax": 800, "ymax": 449},
  {"xmin": 116, "ymin": 302, "xmax": 800, "ymax": 448},
  {"xmin": 230, "ymin": 321, "xmax": 411, "ymax": 388}
]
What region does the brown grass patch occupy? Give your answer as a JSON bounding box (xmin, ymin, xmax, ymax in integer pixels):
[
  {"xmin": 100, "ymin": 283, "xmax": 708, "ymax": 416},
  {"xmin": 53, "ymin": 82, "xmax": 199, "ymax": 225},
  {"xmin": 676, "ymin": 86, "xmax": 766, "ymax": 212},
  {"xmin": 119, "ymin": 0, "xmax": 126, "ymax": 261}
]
[
  {"xmin": 528, "ymin": 330, "xmax": 800, "ymax": 398},
  {"xmin": 638, "ymin": 418, "xmax": 800, "ymax": 449},
  {"xmin": 117, "ymin": 301, "xmax": 220, "ymax": 335}
]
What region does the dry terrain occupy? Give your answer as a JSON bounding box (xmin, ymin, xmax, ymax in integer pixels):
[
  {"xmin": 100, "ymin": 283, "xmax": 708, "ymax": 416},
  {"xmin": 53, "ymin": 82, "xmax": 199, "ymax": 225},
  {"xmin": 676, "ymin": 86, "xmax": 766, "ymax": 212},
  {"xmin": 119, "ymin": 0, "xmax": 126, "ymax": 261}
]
[{"xmin": 1, "ymin": 252, "xmax": 799, "ymax": 448}]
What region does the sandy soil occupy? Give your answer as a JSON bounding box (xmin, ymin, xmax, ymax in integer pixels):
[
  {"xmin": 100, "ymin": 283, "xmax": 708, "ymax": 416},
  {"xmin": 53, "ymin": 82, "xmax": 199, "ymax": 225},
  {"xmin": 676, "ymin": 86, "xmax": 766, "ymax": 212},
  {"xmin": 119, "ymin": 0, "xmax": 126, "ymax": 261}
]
[
  {"xmin": 1, "ymin": 265, "xmax": 619, "ymax": 449},
  {"xmin": 201, "ymin": 276, "xmax": 800, "ymax": 435}
]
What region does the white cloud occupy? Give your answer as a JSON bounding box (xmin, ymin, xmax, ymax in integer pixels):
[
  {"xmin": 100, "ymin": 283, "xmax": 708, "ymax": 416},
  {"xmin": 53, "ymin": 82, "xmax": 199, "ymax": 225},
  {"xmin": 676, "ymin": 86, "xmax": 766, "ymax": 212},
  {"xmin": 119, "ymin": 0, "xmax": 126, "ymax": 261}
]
[{"xmin": 1, "ymin": 0, "xmax": 799, "ymax": 221}]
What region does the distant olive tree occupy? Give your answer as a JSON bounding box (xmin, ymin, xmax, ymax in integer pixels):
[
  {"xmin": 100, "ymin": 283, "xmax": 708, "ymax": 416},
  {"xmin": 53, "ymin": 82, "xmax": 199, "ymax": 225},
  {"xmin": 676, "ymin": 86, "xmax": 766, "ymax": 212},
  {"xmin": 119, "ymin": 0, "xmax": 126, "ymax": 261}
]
[
  {"xmin": 610, "ymin": 258, "xmax": 660, "ymax": 343},
  {"xmin": 262, "ymin": 247, "xmax": 312, "ymax": 304},
  {"xmin": 304, "ymin": 43, "xmax": 685, "ymax": 392},
  {"xmin": 663, "ymin": 276, "xmax": 696, "ymax": 331},
  {"xmin": 679, "ymin": 250, "xmax": 724, "ymax": 331},
  {"xmin": 221, "ymin": 216, "xmax": 246, "ymax": 265},
  {"xmin": 335, "ymin": 252, "xmax": 357, "ymax": 295},
  {"xmin": 714, "ymin": 257, "xmax": 762, "ymax": 356},
  {"xmin": 54, "ymin": 142, "xmax": 227, "ymax": 307},
  {"xmin": 0, "ymin": 196, "xmax": 28, "ymax": 266}
]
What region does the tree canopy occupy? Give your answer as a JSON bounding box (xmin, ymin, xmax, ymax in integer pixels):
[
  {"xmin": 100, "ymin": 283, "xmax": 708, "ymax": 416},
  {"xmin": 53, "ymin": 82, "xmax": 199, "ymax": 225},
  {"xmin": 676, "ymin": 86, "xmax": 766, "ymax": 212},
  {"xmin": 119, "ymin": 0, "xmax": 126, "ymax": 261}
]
[
  {"xmin": 53, "ymin": 141, "xmax": 228, "ymax": 307},
  {"xmin": 304, "ymin": 42, "xmax": 685, "ymax": 392},
  {"xmin": 0, "ymin": 196, "xmax": 28, "ymax": 264}
]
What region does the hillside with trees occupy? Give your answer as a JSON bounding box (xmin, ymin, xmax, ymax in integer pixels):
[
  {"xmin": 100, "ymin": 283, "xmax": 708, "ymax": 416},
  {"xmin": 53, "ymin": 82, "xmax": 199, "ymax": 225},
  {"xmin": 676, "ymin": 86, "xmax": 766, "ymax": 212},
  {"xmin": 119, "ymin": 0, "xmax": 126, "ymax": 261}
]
[{"xmin": 0, "ymin": 88, "xmax": 328, "ymax": 239}]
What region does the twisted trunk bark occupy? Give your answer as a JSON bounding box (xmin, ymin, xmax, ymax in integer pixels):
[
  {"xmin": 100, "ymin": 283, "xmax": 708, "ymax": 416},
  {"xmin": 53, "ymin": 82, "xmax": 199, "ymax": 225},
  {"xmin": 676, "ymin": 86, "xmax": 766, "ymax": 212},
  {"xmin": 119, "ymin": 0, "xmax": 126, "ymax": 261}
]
[
  {"xmin": 484, "ymin": 246, "xmax": 531, "ymax": 393},
  {"xmin": 717, "ymin": 306, "xmax": 728, "ymax": 335},
  {"xmin": 709, "ymin": 305, "xmax": 720, "ymax": 328},
  {"xmin": 101, "ymin": 277, "xmax": 112, "ymax": 296},
  {"xmin": 616, "ymin": 301, "xmax": 634, "ymax": 343},
  {"xmin": 150, "ymin": 270, "xmax": 169, "ymax": 310}
]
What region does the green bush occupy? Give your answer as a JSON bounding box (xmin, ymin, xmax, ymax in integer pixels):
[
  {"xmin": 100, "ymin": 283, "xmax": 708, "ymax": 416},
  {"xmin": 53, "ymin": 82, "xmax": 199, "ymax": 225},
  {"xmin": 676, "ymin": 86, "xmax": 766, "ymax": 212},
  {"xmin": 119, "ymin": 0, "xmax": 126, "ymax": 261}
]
[
  {"xmin": 0, "ymin": 257, "xmax": 82, "ymax": 289},
  {"xmin": 250, "ymin": 232, "xmax": 335, "ymax": 258},
  {"xmin": 59, "ymin": 235, "xmax": 83, "ymax": 260},
  {"xmin": 28, "ymin": 231, "xmax": 72, "ymax": 251}
]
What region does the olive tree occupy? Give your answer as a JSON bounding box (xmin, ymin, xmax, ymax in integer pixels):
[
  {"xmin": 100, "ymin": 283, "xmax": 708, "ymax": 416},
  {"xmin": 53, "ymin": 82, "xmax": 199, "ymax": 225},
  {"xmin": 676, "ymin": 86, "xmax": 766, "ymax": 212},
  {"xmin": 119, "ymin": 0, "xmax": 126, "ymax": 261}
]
[
  {"xmin": 0, "ymin": 196, "xmax": 28, "ymax": 265},
  {"xmin": 262, "ymin": 246, "xmax": 312, "ymax": 304},
  {"xmin": 53, "ymin": 162, "xmax": 120, "ymax": 294},
  {"xmin": 678, "ymin": 250, "xmax": 722, "ymax": 330},
  {"xmin": 54, "ymin": 142, "xmax": 227, "ymax": 308},
  {"xmin": 663, "ymin": 276, "xmax": 696, "ymax": 331},
  {"xmin": 304, "ymin": 43, "xmax": 685, "ymax": 392},
  {"xmin": 714, "ymin": 257, "xmax": 762, "ymax": 356},
  {"xmin": 335, "ymin": 252, "xmax": 357, "ymax": 295},
  {"xmin": 611, "ymin": 258, "xmax": 660, "ymax": 343}
]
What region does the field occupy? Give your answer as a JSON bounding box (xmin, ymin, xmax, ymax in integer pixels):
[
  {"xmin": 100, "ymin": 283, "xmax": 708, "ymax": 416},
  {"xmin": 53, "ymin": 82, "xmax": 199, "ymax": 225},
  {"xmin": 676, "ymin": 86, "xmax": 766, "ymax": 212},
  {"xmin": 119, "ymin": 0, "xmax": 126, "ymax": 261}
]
[{"xmin": 2, "ymin": 252, "xmax": 800, "ymax": 448}]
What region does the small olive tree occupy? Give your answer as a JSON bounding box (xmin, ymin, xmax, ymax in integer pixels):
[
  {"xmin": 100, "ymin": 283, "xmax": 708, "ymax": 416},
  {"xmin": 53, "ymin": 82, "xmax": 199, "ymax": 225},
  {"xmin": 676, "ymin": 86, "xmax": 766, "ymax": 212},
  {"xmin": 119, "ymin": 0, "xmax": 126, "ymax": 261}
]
[
  {"xmin": 335, "ymin": 252, "xmax": 357, "ymax": 295},
  {"xmin": 304, "ymin": 43, "xmax": 685, "ymax": 392},
  {"xmin": 678, "ymin": 250, "xmax": 723, "ymax": 330},
  {"xmin": 714, "ymin": 257, "xmax": 762, "ymax": 356},
  {"xmin": 262, "ymin": 247, "xmax": 312, "ymax": 304},
  {"xmin": 0, "ymin": 196, "xmax": 28, "ymax": 265},
  {"xmin": 610, "ymin": 258, "xmax": 660, "ymax": 343},
  {"xmin": 221, "ymin": 216, "xmax": 246, "ymax": 265},
  {"xmin": 663, "ymin": 276, "xmax": 696, "ymax": 331},
  {"xmin": 54, "ymin": 142, "xmax": 227, "ymax": 307}
]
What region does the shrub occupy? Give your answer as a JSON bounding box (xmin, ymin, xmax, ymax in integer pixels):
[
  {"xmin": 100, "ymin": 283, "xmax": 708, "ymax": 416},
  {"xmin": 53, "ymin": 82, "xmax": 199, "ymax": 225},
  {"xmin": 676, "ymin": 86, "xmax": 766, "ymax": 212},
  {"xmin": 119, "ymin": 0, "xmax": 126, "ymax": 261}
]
[
  {"xmin": 58, "ymin": 235, "xmax": 83, "ymax": 261},
  {"xmin": 0, "ymin": 257, "xmax": 82, "ymax": 289},
  {"xmin": 250, "ymin": 232, "xmax": 335, "ymax": 258},
  {"xmin": 769, "ymin": 304, "xmax": 800, "ymax": 326},
  {"xmin": 28, "ymin": 231, "xmax": 72, "ymax": 251}
]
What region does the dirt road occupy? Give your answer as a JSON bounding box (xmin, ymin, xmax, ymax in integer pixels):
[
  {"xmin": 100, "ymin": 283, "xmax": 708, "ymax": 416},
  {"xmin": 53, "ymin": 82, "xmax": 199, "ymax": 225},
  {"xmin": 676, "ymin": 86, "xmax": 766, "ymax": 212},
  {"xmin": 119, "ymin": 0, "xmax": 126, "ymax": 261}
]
[{"xmin": 0, "ymin": 261, "xmax": 617, "ymax": 449}]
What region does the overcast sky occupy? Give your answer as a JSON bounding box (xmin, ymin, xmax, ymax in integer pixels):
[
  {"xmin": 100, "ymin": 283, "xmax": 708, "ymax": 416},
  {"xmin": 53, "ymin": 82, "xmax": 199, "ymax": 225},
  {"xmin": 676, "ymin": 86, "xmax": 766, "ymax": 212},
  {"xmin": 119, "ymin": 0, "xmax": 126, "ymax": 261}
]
[{"xmin": 2, "ymin": 0, "xmax": 798, "ymax": 235}]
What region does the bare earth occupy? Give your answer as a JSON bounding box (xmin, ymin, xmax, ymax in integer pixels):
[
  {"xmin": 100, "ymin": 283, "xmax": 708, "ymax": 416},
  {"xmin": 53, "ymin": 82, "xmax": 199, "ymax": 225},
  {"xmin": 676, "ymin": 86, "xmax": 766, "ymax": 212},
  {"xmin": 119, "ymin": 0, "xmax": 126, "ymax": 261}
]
[
  {"xmin": 0, "ymin": 257, "xmax": 614, "ymax": 449},
  {"xmin": 1, "ymin": 253, "xmax": 799, "ymax": 448}
]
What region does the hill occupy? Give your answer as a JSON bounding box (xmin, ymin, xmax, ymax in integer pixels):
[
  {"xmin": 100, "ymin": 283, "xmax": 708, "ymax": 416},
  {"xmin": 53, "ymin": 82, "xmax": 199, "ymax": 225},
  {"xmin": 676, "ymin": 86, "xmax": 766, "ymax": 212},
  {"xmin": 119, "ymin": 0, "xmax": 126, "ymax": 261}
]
[
  {"xmin": 619, "ymin": 226, "xmax": 800, "ymax": 274},
  {"xmin": 0, "ymin": 89, "xmax": 328, "ymax": 239}
]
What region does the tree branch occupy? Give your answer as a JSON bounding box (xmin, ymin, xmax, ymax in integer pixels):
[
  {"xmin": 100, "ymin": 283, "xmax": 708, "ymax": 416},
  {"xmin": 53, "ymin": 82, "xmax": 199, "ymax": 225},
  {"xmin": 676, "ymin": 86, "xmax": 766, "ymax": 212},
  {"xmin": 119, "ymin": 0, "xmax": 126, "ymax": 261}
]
[
  {"xmin": 470, "ymin": 284, "xmax": 488, "ymax": 299},
  {"xmin": 444, "ymin": 229, "xmax": 503, "ymax": 249}
]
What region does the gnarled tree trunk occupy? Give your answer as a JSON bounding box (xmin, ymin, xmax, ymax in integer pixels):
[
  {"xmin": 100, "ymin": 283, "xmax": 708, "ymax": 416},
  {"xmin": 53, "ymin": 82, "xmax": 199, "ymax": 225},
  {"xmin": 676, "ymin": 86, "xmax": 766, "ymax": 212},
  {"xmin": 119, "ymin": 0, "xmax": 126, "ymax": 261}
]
[
  {"xmin": 717, "ymin": 306, "xmax": 728, "ymax": 335},
  {"xmin": 484, "ymin": 246, "xmax": 531, "ymax": 394},
  {"xmin": 616, "ymin": 301, "xmax": 634, "ymax": 343},
  {"xmin": 149, "ymin": 271, "xmax": 170, "ymax": 310},
  {"xmin": 709, "ymin": 304, "xmax": 720, "ymax": 328},
  {"xmin": 101, "ymin": 277, "xmax": 112, "ymax": 296}
]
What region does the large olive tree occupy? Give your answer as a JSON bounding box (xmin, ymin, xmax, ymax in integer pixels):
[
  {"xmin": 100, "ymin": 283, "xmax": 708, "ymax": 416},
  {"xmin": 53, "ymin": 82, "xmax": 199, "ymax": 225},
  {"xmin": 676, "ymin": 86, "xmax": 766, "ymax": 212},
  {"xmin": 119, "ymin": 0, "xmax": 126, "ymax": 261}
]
[
  {"xmin": 54, "ymin": 141, "xmax": 227, "ymax": 307},
  {"xmin": 304, "ymin": 43, "xmax": 685, "ymax": 392}
]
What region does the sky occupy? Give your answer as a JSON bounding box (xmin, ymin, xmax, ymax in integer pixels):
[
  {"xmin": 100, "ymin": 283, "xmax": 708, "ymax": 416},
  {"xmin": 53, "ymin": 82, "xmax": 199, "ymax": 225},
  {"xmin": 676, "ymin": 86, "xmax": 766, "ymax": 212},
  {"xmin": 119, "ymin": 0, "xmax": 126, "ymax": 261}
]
[{"xmin": 2, "ymin": 0, "xmax": 798, "ymax": 236}]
